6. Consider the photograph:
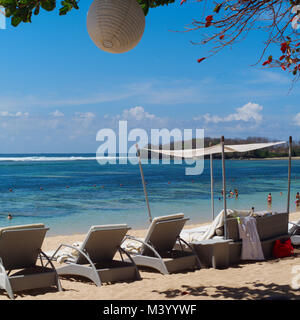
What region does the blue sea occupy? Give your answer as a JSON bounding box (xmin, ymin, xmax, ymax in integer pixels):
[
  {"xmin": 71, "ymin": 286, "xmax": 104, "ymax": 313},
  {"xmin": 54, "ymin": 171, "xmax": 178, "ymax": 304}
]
[{"xmin": 0, "ymin": 154, "xmax": 300, "ymax": 235}]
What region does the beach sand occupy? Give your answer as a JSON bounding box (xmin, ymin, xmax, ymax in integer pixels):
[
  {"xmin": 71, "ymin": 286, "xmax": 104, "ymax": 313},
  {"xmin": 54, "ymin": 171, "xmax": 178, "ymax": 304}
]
[{"xmin": 1, "ymin": 211, "xmax": 300, "ymax": 300}]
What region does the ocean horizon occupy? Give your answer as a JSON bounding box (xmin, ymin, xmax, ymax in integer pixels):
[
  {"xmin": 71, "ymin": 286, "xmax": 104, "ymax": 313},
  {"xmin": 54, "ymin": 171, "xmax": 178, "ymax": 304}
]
[{"xmin": 0, "ymin": 153, "xmax": 299, "ymax": 235}]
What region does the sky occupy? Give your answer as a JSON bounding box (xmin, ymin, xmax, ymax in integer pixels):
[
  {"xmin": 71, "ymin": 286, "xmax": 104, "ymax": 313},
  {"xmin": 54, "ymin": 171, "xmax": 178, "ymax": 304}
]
[{"xmin": 0, "ymin": 1, "xmax": 300, "ymax": 153}]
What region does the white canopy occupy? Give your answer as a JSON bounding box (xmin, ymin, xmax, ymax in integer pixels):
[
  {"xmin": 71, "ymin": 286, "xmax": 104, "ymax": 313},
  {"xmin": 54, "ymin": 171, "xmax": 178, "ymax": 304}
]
[
  {"xmin": 144, "ymin": 141, "xmax": 286, "ymax": 159},
  {"xmin": 137, "ymin": 137, "xmax": 292, "ymax": 236}
]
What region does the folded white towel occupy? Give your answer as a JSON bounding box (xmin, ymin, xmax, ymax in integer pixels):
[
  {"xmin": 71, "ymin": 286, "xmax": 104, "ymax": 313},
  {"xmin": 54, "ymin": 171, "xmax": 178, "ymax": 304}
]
[
  {"xmin": 45, "ymin": 241, "xmax": 83, "ymax": 264},
  {"xmin": 121, "ymin": 238, "xmax": 143, "ymax": 254}
]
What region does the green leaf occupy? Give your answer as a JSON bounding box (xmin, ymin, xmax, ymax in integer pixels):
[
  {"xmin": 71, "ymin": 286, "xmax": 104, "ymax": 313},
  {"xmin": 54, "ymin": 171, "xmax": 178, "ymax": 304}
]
[
  {"xmin": 40, "ymin": 0, "xmax": 56, "ymax": 12},
  {"xmin": 214, "ymin": 3, "xmax": 222, "ymax": 13},
  {"xmin": 0, "ymin": 0, "xmax": 176, "ymax": 26},
  {"xmin": 11, "ymin": 15, "xmax": 22, "ymax": 27}
]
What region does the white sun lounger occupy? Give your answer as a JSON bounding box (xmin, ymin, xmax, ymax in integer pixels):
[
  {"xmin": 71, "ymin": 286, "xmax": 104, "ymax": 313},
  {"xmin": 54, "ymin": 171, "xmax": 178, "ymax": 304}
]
[
  {"xmin": 123, "ymin": 214, "xmax": 202, "ymax": 274},
  {"xmin": 0, "ymin": 224, "xmax": 62, "ymax": 300},
  {"xmin": 47, "ymin": 224, "xmax": 141, "ymax": 286}
]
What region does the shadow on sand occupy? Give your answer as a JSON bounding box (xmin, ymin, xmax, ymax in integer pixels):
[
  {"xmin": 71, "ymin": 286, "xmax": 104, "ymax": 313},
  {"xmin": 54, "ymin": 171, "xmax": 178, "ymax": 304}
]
[{"xmin": 152, "ymin": 282, "xmax": 300, "ymax": 300}]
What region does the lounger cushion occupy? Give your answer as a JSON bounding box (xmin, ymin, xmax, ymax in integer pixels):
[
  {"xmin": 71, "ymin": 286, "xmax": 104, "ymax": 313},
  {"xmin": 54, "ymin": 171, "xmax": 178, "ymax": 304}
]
[
  {"xmin": 145, "ymin": 213, "xmax": 185, "ymax": 244},
  {"xmin": 123, "ymin": 214, "xmax": 186, "ymax": 255},
  {"xmin": 0, "ymin": 224, "xmax": 45, "ymax": 237},
  {"xmin": 141, "ymin": 213, "xmax": 188, "ymax": 255},
  {"xmin": 76, "ymin": 224, "xmax": 131, "ymax": 264},
  {"xmin": 152, "ymin": 213, "xmax": 184, "ymax": 223},
  {"xmin": 90, "ymin": 224, "xmax": 129, "ymax": 232},
  {"xmin": 145, "ymin": 213, "xmax": 184, "ymax": 238}
]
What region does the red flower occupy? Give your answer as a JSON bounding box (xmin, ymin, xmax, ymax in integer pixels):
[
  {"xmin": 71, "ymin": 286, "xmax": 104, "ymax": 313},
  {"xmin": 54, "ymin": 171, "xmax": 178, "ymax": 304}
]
[
  {"xmin": 205, "ymin": 15, "xmax": 213, "ymax": 27},
  {"xmin": 279, "ymin": 55, "xmax": 286, "ymax": 61},
  {"xmin": 281, "ymin": 42, "xmax": 288, "ymax": 53},
  {"xmin": 219, "ymin": 34, "xmax": 225, "ymax": 40},
  {"xmin": 281, "ymin": 64, "xmax": 286, "ymax": 71},
  {"xmin": 262, "ymin": 55, "xmax": 272, "ymax": 66},
  {"xmin": 197, "ymin": 57, "xmax": 206, "ymax": 63},
  {"xmin": 180, "ymin": 0, "xmax": 186, "ymax": 5}
]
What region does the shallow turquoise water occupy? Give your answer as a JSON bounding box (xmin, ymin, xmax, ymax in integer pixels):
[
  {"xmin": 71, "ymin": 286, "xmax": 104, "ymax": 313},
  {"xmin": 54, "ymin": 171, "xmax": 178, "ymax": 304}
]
[{"xmin": 0, "ymin": 155, "xmax": 299, "ymax": 235}]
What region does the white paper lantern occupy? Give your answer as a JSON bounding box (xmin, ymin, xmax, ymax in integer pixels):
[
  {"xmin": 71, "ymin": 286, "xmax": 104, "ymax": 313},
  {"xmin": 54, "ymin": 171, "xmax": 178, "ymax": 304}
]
[{"xmin": 87, "ymin": 0, "xmax": 145, "ymax": 54}]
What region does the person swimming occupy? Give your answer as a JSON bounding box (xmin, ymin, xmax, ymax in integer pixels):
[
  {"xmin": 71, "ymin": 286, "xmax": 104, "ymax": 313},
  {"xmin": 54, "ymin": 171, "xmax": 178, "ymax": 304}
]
[{"xmin": 7, "ymin": 214, "xmax": 12, "ymax": 220}]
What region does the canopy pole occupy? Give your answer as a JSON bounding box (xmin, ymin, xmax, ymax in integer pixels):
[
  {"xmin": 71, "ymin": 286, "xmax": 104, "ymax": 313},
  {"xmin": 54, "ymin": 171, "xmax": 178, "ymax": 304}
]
[
  {"xmin": 221, "ymin": 136, "xmax": 227, "ymax": 239},
  {"xmin": 136, "ymin": 144, "xmax": 152, "ymax": 223},
  {"xmin": 209, "ymin": 142, "xmax": 215, "ymax": 221},
  {"xmin": 287, "ymin": 136, "xmax": 292, "ymax": 215}
]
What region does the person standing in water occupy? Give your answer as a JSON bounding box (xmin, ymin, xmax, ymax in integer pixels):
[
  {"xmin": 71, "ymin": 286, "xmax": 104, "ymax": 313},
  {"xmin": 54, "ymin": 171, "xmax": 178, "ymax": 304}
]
[
  {"xmin": 235, "ymin": 189, "xmax": 239, "ymax": 198},
  {"xmin": 267, "ymin": 193, "xmax": 272, "ymax": 206},
  {"xmin": 296, "ymin": 192, "xmax": 300, "ymax": 207}
]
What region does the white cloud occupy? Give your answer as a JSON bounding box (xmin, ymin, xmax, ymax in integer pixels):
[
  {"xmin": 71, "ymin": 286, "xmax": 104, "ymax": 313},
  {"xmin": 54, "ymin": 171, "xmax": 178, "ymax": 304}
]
[
  {"xmin": 72, "ymin": 112, "xmax": 96, "ymax": 130},
  {"xmin": 75, "ymin": 112, "xmax": 95, "ymax": 119},
  {"xmin": 104, "ymin": 106, "xmax": 168, "ymax": 130},
  {"xmin": 0, "ymin": 111, "xmax": 29, "ymax": 117},
  {"xmin": 246, "ymin": 70, "xmax": 289, "ymax": 85},
  {"xmin": 0, "ymin": 74, "xmax": 295, "ymax": 116},
  {"xmin": 294, "ymin": 113, "xmax": 300, "ymax": 126},
  {"xmin": 224, "ymin": 102, "xmax": 263, "ymax": 122},
  {"xmin": 194, "ymin": 102, "xmax": 263, "ymax": 124},
  {"xmin": 50, "ymin": 110, "xmax": 64, "ymax": 117},
  {"xmin": 120, "ymin": 106, "xmax": 156, "ymax": 121}
]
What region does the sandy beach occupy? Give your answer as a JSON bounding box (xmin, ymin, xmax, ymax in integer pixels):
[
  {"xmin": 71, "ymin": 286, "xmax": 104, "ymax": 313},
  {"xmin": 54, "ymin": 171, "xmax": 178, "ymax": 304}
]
[{"xmin": 0, "ymin": 211, "xmax": 299, "ymax": 300}]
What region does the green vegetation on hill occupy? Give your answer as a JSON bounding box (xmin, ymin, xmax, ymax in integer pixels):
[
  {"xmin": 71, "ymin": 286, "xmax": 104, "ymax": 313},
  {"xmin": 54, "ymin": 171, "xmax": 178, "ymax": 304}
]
[{"xmin": 145, "ymin": 137, "xmax": 300, "ymax": 159}]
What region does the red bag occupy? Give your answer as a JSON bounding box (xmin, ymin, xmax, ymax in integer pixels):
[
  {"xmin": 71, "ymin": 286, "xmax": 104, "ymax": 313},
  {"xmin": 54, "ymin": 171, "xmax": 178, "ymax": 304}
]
[{"xmin": 273, "ymin": 239, "xmax": 294, "ymax": 258}]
